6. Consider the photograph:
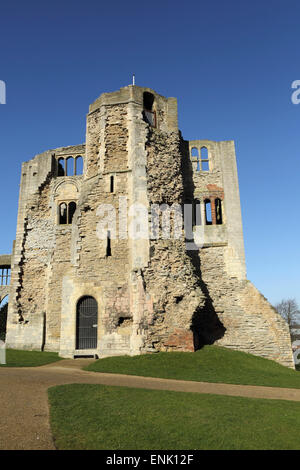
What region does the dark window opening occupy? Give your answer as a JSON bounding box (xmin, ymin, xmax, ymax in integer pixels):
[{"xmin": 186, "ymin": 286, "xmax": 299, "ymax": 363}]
[
  {"xmin": 117, "ymin": 316, "xmax": 132, "ymax": 327},
  {"xmin": 58, "ymin": 158, "xmax": 65, "ymax": 176},
  {"xmin": 215, "ymin": 198, "xmax": 223, "ymax": 225},
  {"xmin": 59, "ymin": 203, "xmax": 67, "ymax": 224},
  {"xmin": 106, "ymin": 231, "xmax": 112, "ymax": 257},
  {"xmin": 143, "ymin": 92, "xmax": 156, "ymax": 127},
  {"xmin": 0, "ymin": 267, "xmax": 10, "ymax": 286},
  {"xmin": 205, "ymin": 199, "xmax": 212, "ymax": 225},
  {"xmin": 59, "ymin": 201, "xmax": 76, "ymax": 225},
  {"xmin": 143, "ymin": 92, "xmax": 154, "ymax": 111},
  {"xmin": 110, "ymin": 175, "xmax": 114, "ymax": 193},
  {"xmin": 68, "ymin": 201, "xmax": 77, "ymax": 224}
]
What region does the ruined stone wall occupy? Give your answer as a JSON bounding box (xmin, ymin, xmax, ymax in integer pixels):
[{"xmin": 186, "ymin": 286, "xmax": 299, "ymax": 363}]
[
  {"xmin": 4, "ymin": 85, "xmax": 294, "ymax": 368},
  {"xmin": 142, "ymin": 129, "xmax": 206, "ymax": 351},
  {"xmin": 198, "ymin": 245, "xmax": 294, "ymax": 367},
  {"xmin": 186, "ymin": 139, "xmax": 294, "ymax": 368}
]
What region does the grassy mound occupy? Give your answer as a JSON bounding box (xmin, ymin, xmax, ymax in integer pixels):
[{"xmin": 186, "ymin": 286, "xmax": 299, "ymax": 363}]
[
  {"xmin": 84, "ymin": 345, "xmax": 300, "ymax": 389},
  {"xmin": 49, "ymin": 383, "xmax": 300, "ymax": 450},
  {"xmin": 0, "ymin": 349, "xmax": 62, "ymax": 367}
]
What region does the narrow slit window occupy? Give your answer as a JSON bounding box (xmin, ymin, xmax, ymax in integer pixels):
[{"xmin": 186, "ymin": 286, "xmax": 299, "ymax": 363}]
[
  {"xmin": 106, "ymin": 231, "xmax": 112, "ymax": 257},
  {"xmin": 110, "ymin": 175, "xmax": 114, "ymax": 193},
  {"xmin": 205, "ymin": 199, "xmax": 212, "ymax": 225},
  {"xmin": 75, "ymin": 156, "xmax": 83, "ymax": 175},
  {"xmin": 215, "ymin": 198, "xmax": 223, "ymax": 225}
]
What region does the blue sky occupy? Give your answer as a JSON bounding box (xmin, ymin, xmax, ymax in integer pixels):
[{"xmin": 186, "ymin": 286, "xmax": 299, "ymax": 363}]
[{"xmin": 0, "ymin": 0, "xmax": 299, "ymax": 307}]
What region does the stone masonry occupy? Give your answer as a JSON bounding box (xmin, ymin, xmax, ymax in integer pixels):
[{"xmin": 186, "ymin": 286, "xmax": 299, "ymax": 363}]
[{"xmin": 3, "ymin": 85, "xmax": 294, "ymax": 368}]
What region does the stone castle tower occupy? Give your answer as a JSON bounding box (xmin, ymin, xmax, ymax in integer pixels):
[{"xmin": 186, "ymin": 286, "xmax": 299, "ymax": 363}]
[{"xmin": 3, "ymin": 85, "xmax": 294, "ymax": 367}]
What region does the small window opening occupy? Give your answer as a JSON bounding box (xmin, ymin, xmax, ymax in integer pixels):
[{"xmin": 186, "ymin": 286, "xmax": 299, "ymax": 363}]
[
  {"xmin": 215, "ymin": 198, "xmax": 223, "ymax": 225},
  {"xmin": 143, "ymin": 92, "xmax": 154, "ymax": 111},
  {"xmin": 143, "ymin": 92, "xmax": 156, "ymax": 126},
  {"xmin": 58, "ymin": 158, "xmax": 65, "ymax": 176},
  {"xmin": 205, "ymin": 199, "xmax": 212, "ymax": 225},
  {"xmin": 106, "ymin": 231, "xmax": 112, "ymax": 257},
  {"xmin": 75, "ymin": 156, "xmax": 83, "ymax": 175},
  {"xmin": 110, "ymin": 175, "xmax": 114, "ymax": 193}
]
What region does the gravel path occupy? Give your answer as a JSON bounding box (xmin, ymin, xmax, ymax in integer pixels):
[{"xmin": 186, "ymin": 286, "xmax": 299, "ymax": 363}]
[{"xmin": 1, "ymin": 358, "xmax": 300, "ymax": 450}]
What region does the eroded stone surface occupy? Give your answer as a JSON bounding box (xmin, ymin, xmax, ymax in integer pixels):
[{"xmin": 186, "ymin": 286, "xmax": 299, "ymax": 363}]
[{"xmin": 4, "ymin": 85, "xmax": 294, "ymax": 368}]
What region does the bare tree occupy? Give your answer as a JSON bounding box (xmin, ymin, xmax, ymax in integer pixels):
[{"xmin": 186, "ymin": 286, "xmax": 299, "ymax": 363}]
[{"xmin": 275, "ymin": 299, "xmax": 300, "ymax": 342}]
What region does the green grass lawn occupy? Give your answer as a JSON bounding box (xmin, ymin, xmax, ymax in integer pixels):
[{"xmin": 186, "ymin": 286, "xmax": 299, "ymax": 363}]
[
  {"xmin": 0, "ymin": 349, "xmax": 62, "ymax": 367},
  {"xmin": 48, "ymin": 383, "xmax": 300, "ymax": 450},
  {"xmin": 84, "ymin": 345, "xmax": 300, "ymax": 389}
]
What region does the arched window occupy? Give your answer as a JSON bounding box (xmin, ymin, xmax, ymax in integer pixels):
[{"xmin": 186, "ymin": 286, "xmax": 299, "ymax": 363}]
[
  {"xmin": 205, "ymin": 199, "xmax": 212, "ymax": 225},
  {"xmin": 215, "ymin": 198, "xmax": 223, "ymax": 225},
  {"xmin": 66, "ymin": 157, "xmax": 75, "ymax": 176},
  {"xmin": 58, "ymin": 158, "xmax": 65, "ymax": 176},
  {"xmin": 191, "ymin": 148, "xmax": 200, "ymax": 171},
  {"xmin": 59, "ymin": 202, "xmax": 76, "ymax": 225},
  {"xmin": 68, "ymin": 202, "xmax": 77, "ymax": 224},
  {"xmin": 201, "ymin": 147, "xmax": 209, "ymax": 171},
  {"xmin": 75, "ymin": 156, "xmax": 83, "ymax": 175}
]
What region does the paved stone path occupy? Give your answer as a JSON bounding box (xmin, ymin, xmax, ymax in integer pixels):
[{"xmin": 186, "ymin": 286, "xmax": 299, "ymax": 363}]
[{"xmin": 2, "ymin": 358, "xmax": 300, "ymax": 450}]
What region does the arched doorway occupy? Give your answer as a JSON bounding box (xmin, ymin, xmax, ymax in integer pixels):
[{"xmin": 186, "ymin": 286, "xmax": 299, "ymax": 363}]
[
  {"xmin": 0, "ymin": 295, "xmax": 9, "ymax": 342},
  {"xmin": 76, "ymin": 296, "xmax": 98, "ymax": 349}
]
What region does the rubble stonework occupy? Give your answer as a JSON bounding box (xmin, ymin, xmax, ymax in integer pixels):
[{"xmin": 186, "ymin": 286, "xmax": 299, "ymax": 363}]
[{"xmin": 4, "ymin": 85, "xmax": 294, "ymax": 367}]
